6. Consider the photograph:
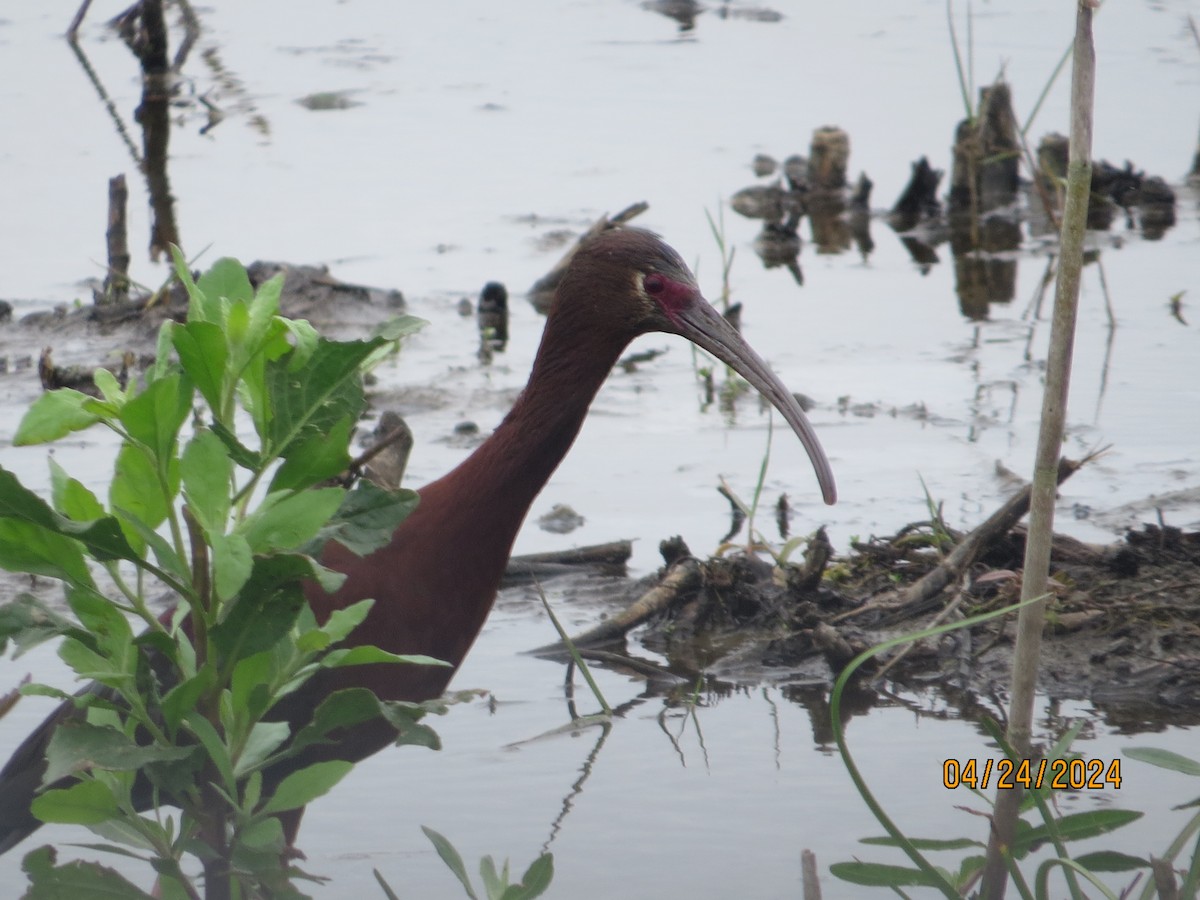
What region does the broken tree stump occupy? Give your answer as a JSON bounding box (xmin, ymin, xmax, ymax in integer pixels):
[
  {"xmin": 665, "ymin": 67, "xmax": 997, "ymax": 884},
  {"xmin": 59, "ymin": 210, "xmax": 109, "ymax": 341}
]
[
  {"xmin": 889, "ymin": 157, "xmax": 943, "ymax": 231},
  {"xmin": 949, "ymin": 81, "xmax": 1020, "ymax": 216},
  {"xmin": 807, "ymin": 126, "xmax": 850, "ymax": 193}
]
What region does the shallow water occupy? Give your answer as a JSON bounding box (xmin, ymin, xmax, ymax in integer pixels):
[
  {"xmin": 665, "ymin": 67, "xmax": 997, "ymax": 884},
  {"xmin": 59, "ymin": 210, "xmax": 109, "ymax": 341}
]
[{"xmin": 1, "ymin": 1, "xmax": 1198, "ymax": 896}]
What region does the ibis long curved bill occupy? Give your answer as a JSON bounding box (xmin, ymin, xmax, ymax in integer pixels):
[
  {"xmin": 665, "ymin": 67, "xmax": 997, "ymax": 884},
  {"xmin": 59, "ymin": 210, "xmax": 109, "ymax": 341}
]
[{"xmin": 669, "ymin": 298, "xmax": 837, "ymax": 505}]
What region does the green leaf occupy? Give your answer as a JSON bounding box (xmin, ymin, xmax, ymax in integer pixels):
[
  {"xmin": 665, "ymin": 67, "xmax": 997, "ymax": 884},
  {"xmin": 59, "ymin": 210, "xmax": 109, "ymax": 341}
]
[
  {"xmin": 379, "ymin": 700, "xmax": 442, "ymax": 751},
  {"xmin": 239, "ymin": 488, "xmax": 345, "ymax": 553},
  {"xmin": 238, "ymin": 320, "xmax": 293, "ymax": 443},
  {"xmin": 198, "ymin": 257, "xmax": 254, "ymax": 309},
  {"xmin": 110, "ymin": 443, "xmax": 175, "ymax": 536},
  {"xmin": 311, "ymin": 482, "xmax": 419, "ymax": 558},
  {"xmin": 1016, "ymin": 809, "xmax": 1142, "ymax": 853},
  {"xmin": 231, "ymin": 651, "xmax": 276, "ymax": 723},
  {"xmin": 268, "ymin": 416, "xmax": 353, "ymax": 493},
  {"xmin": 280, "ymin": 318, "xmax": 320, "ymax": 371},
  {"xmin": 181, "ymin": 429, "xmax": 233, "ymax": 536},
  {"xmin": 318, "ymin": 598, "xmax": 374, "ymax": 644},
  {"xmin": 305, "ymin": 556, "xmax": 347, "ymax": 595},
  {"xmin": 133, "ymin": 630, "xmax": 182, "ymax": 672},
  {"xmin": 1125, "ymin": 747, "xmax": 1200, "ymax": 776},
  {"xmin": 226, "ymin": 293, "xmax": 250, "ymax": 347},
  {"xmin": 183, "ymin": 710, "xmax": 237, "ymax": 797},
  {"xmin": 514, "ymin": 854, "xmax": 554, "ymax": 899},
  {"xmin": 243, "ymin": 773, "xmax": 266, "ymax": 819},
  {"xmin": 161, "ymin": 666, "xmax": 217, "ymax": 734},
  {"xmin": 211, "ymin": 532, "xmax": 253, "ymax": 602},
  {"xmin": 372, "ymin": 314, "xmax": 428, "ymax": 343},
  {"xmin": 147, "ymin": 317, "xmax": 175, "ymax": 384},
  {"xmin": 285, "ymin": 688, "xmax": 440, "ymax": 758},
  {"xmin": 48, "ymin": 458, "xmax": 106, "ymax": 522},
  {"xmin": 480, "ymin": 856, "xmax": 503, "ymax": 898},
  {"xmin": 422, "ymin": 827, "xmax": 479, "ymax": 900},
  {"xmin": 374, "ymin": 869, "xmax": 402, "ymax": 900},
  {"xmin": 829, "ymin": 861, "xmax": 946, "ymax": 887},
  {"xmin": 263, "ymin": 337, "xmax": 383, "ymax": 459},
  {"xmin": 210, "ymin": 556, "xmax": 309, "ymax": 656},
  {"xmin": 234, "ymin": 721, "xmax": 291, "ymax": 778},
  {"xmin": 259, "ymin": 760, "xmax": 353, "ymax": 815},
  {"xmin": 118, "ymin": 372, "xmax": 191, "ymax": 465},
  {"xmin": 228, "ymin": 273, "xmax": 284, "ymax": 384},
  {"xmin": 171, "ymin": 320, "xmax": 228, "ymax": 416},
  {"xmin": 954, "ymin": 855, "xmax": 987, "ymax": 889},
  {"xmin": 322, "ymin": 646, "xmax": 448, "ymax": 669},
  {"xmin": 1072, "ymin": 850, "xmax": 1149, "ymax": 872},
  {"xmin": 169, "ymin": 245, "xmax": 206, "ymax": 322},
  {"xmin": 20, "ymin": 846, "xmax": 156, "ymax": 898},
  {"xmin": 861, "ymin": 835, "xmax": 984, "ymax": 851},
  {"xmin": 239, "ymin": 815, "xmax": 284, "ymax": 851},
  {"xmin": 58, "ymin": 637, "xmax": 114, "ymax": 680},
  {"xmin": 13, "ymin": 389, "xmax": 103, "ymax": 445},
  {"xmin": 114, "ymin": 509, "xmax": 189, "ymax": 584},
  {"xmin": 0, "ymin": 468, "xmax": 133, "ymax": 566},
  {"xmin": 0, "ymin": 468, "xmax": 135, "ymax": 563},
  {"xmin": 20, "ymin": 683, "xmax": 75, "ymax": 702},
  {"xmin": 31, "ymin": 779, "xmax": 121, "ymax": 825},
  {"xmin": 42, "ymin": 722, "xmax": 194, "ymax": 785},
  {"xmin": 0, "ymin": 594, "xmax": 80, "ymax": 656},
  {"xmin": 284, "ymin": 688, "xmax": 386, "ymax": 758},
  {"xmin": 92, "ymin": 367, "xmax": 126, "ymax": 406},
  {"xmin": 247, "ymin": 275, "xmax": 283, "ymax": 347},
  {"xmin": 66, "ymin": 587, "xmax": 132, "ymax": 657},
  {"xmin": 209, "ymin": 420, "xmax": 262, "ymax": 470},
  {"xmin": 0, "ymin": 465, "xmax": 80, "ymax": 529},
  {"xmin": 0, "ymin": 519, "xmax": 92, "ymax": 586},
  {"xmin": 65, "ymin": 517, "xmax": 140, "ymax": 565}
]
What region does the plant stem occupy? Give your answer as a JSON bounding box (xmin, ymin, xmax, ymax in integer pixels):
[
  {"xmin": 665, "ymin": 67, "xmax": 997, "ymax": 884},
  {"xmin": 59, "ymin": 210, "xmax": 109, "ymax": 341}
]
[
  {"xmin": 979, "ymin": 4, "xmax": 1096, "ymax": 898},
  {"xmin": 535, "ymin": 583, "xmax": 612, "ymax": 716},
  {"xmin": 947, "ymin": 0, "xmax": 975, "ymax": 122}
]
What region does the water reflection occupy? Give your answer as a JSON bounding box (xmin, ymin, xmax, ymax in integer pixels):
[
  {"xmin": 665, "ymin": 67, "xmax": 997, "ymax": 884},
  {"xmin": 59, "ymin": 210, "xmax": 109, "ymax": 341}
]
[
  {"xmin": 725, "ymin": 88, "xmax": 1178, "ymax": 324},
  {"xmin": 66, "ymin": 1, "xmax": 267, "ymax": 266}
]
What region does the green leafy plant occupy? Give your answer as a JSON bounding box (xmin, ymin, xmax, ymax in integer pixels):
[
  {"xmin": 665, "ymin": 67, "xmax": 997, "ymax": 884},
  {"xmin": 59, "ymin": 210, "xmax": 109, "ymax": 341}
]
[
  {"xmin": 0, "ymin": 252, "xmax": 443, "ymax": 897},
  {"xmin": 827, "ymin": 604, "xmax": 1160, "ymax": 899},
  {"xmin": 380, "ymin": 827, "xmax": 552, "ymax": 900},
  {"xmin": 1122, "ymin": 748, "xmax": 1200, "ymax": 899}
]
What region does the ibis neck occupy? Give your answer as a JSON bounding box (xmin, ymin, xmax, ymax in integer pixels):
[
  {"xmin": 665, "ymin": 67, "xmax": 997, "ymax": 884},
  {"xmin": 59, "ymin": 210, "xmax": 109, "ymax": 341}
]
[{"xmin": 435, "ymin": 319, "xmax": 627, "ymax": 533}]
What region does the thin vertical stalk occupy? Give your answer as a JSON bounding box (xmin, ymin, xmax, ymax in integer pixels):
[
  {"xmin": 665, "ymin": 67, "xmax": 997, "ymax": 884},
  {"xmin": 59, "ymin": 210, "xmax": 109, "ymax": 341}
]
[{"xmin": 980, "ymin": 4, "xmax": 1096, "ymax": 898}]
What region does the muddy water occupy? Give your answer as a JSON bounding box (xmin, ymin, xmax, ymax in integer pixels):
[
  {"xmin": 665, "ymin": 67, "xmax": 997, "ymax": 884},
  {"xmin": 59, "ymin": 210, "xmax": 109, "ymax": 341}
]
[{"xmin": 0, "ymin": 1, "xmax": 1198, "ymax": 896}]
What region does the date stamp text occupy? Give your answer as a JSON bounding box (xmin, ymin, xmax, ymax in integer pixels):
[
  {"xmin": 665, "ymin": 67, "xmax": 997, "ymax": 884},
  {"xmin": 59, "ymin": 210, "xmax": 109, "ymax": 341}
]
[{"xmin": 942, "ymin": 758, "xmax": 1122, "ymax": 790}]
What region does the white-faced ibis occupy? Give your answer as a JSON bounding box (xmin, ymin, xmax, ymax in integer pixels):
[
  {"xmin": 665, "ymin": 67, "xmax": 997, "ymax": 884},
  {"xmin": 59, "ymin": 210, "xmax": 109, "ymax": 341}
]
[{"xmin": 0, "ymin": 228, "xmax": 835, "ymax": 855}]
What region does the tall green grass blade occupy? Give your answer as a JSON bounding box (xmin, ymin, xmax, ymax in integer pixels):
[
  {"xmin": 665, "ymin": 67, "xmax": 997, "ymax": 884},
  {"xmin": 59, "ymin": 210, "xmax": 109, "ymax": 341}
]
[
  {"xmin": 946, "ymin": 0, "xmax": 974, "ymax": 121},
  {"xmin": 831, "ymin": 597, "xmax": 1042, "ymax": 897},
  {"xmin": 535, "ymin": 583, "xmax": 611, "ymax": 717},
  {"xmin": 1022, "ymin": 41, "xmax": 1074, "ymax": 137}
]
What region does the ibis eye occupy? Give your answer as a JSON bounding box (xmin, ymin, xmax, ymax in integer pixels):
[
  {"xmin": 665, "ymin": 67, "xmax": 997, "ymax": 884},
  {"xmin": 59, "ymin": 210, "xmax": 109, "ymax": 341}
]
[{"xmin": 644, "ymin": 273, "xmax": 666, "ymax": 295}]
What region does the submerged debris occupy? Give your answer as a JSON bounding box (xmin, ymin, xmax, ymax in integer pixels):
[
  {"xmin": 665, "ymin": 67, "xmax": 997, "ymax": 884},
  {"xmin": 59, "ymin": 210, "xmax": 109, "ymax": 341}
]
[
  {"xmin": 476, "ymin": 281, "xmax": 509, "ymax": 359},
  {"xmin": 535, "ymin": 459, "xmax": 1200, "ymax": 724}
]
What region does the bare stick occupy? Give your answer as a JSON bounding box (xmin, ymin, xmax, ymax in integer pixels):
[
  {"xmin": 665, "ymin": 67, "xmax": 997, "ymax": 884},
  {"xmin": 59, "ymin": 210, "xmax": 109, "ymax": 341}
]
[
  {"xmin": 801, "ymin": 849, "xmax": 823, "ymax": 900},
  {"xmin": 529, "ymin": 557, "xmax": 701, "ymax": 653},
  {"xmin": 981, "ymin": 4, "xmax": 1096, "ymax": 897},
  {"xmin": 67, "ymin": 0, "xmax": 95, "ymax": 41},
  {"xmin": 102, "ymin": 174, "xmax": 131, "ymax": 306}
]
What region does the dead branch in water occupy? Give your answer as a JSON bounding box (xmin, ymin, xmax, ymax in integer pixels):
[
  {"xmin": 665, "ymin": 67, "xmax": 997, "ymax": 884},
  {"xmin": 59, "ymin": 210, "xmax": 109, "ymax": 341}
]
[
  {"xmin": 530, "ymin": 556, "xmax": 700, "ymax": 654},
  {"xmin": 835, "ymin": 454, "xmax": 1094, "ymax": 626}
]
